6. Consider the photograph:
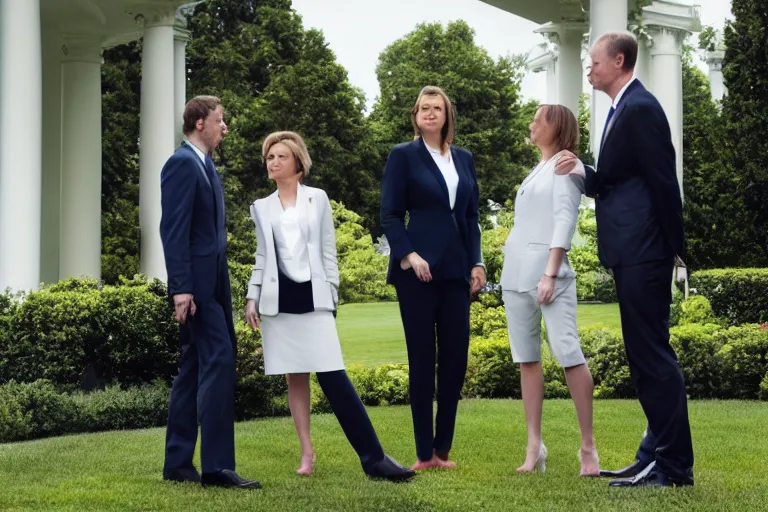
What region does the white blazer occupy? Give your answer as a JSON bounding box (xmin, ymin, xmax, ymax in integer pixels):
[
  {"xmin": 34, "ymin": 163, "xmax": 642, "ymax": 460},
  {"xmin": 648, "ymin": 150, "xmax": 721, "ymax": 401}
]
[
  {"xmin": 246, "ymin": 184, "xmax": 339, "ymax": 316},
  {"xmin": 500, "ymin": 155, "xmax": 584, "ymax": 293}
]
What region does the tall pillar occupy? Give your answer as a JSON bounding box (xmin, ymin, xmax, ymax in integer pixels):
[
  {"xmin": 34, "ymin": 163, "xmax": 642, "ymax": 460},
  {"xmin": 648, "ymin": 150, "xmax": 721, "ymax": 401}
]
[
  {"xmin": 0, "ymin": 0, "xmax": 43, "ymax": 291},
  {"xmin": 634, "ymin": 37, "xmax": 652, "ymax": 84},
  {"xmin": 174, "ymin": 27, "xmax": 190, "ymax": 145},
  {"xmin": 556, "ymin": 24, "xmax": 586, "ymax": 118},
  {"xmin": 588, "ymin": 0, "xmax": 628, "ymax": 157},
  {"xmin": 706, "ymin": 49, "xmax": 726, "ymax": 102},
  {"xmin": 59, "ymin": 36, "xmax": 103, "ymax": 280},
  {"xmin": 643, "ymin": 1, "xmax": 701, "ymax": 198},
  {"xmin": 139, "ymin": 10, "xmax": 177, "ymax": 282},
  {"xmin": 40, "ymin": 26, "xmax": 63, "ymax": 285},
  {"xmin": 525, "ymin": 38, "xmax": 559, "ymax": 104}
]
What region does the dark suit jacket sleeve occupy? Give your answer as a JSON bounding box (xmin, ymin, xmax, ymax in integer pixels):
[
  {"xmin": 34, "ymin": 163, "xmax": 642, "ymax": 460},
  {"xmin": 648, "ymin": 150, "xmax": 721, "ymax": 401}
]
[
  {"xmin": 160, "ymin": 156, "xmax": 196, "ymax": 295},
  {"xmin": 626, "ymin": 104, "xmax": 685, "ymax": 259},
  {"xmin": 584, "ymin": 165, "xmax": 599, "ymax": 198},
  {"xmin": 380, "ymin": 146, "xmax": 415, "ymax": 261},
  {"xmin": 465, "ymin": 152, "xmax": 483, "ymax": 265}
]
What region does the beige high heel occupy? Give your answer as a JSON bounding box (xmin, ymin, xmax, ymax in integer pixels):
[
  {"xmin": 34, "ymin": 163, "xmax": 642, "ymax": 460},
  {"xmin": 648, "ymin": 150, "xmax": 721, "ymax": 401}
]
[{"xmin": 578, "ymin": 448, "xmax": 600, "ymax": 477}]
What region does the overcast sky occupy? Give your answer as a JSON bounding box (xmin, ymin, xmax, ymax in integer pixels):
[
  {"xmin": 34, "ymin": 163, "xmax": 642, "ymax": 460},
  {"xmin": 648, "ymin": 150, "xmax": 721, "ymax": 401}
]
[{"xmin": 290, "ymin": 0, "xmax": 733, "ymax": 111}]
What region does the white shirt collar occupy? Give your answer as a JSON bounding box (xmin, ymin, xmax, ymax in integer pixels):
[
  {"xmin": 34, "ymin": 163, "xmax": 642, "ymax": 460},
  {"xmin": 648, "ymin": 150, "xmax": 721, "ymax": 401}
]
[
  {"xmin": 184, "ymin": 139, "xmax": 207, "ymax": 164},
  {"xmin": 424, "ymin": 140, "xmax": 450, "ymax": 161},
  {"xmin": 612, "ymin": 75, "xmax": 637, "ymax": 109}
]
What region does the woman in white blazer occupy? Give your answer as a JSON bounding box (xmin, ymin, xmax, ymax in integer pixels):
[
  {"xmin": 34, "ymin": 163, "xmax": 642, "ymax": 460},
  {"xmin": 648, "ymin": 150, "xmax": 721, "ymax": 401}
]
[
  {"xmin": 500, "ymin": 105, "xmax": 599, "ymax": 477},
  {"xmin": 244, "ymin": 131, "xmax": 414, "ymax": 482}
]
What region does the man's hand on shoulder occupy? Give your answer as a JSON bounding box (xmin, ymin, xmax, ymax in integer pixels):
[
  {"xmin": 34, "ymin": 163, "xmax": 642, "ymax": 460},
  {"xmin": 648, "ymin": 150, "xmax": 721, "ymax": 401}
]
[
  {"xmin": 554, "ymin": 151, "xmax": 585, "ymax": 177},
  {"xmin": 173, "ymin": 293, "xmax": 196, "ymax": 324}
]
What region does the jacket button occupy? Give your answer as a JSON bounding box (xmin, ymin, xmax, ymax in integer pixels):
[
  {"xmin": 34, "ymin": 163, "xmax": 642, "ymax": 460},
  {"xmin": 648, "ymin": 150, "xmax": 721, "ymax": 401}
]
[{"xmin": 271, "ymin": 277, "xmax": 276, "ymax": 282}]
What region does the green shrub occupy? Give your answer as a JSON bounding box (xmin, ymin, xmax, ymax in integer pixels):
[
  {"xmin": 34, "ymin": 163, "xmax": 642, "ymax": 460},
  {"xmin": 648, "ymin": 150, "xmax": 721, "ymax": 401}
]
[
  {"xmin": 463, "ymin": 335, "xmax": 520, "ymax": 398},
  {"xmin": 233, "ymin": 321, "xmax": 288, "ymax": 419},
  {"xmin": 690, "ymin": 268, "xmax": 768, "ymax": 325},
  {"xmin": 670, "ymin": 323, "xmax": 724, "ymax": 398},
  {"xmin": 0, "ymin": 380, "xmax": 79, "ymax": 442},
  {"xmin": 678, "ymin": 295, "xmax": 719, "ymax": 326},
  {"xmin": 715, "ymin": 325, "xmax": 768, "ymax": 399},
  {"xmin": 71, "ymin": 380, "xmax": 170, "ymax": 432},
  {"xmin": 469, "ymin": 302, "xmax": 507, "ymax": 338},
  {"xmin": 759, "ymin": 372, "xmax": 768, "ymax": 401},
  {"xmin": 580, "ymin": 327, "xmax": 634, "ymax": 398}
]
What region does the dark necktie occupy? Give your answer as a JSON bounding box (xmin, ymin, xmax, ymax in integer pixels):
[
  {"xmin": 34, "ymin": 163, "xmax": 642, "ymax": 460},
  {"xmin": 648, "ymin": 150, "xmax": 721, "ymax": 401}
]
[{"xmin": 601, "ymin": 105, "xmax": 616, "ymax": 146}]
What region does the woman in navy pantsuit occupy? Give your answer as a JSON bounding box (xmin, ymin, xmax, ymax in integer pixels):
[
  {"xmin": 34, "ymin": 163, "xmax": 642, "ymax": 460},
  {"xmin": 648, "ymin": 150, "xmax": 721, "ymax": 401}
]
[{"xmin": 380, "ymin": 86, "xmax": 486, "ymax": 470}]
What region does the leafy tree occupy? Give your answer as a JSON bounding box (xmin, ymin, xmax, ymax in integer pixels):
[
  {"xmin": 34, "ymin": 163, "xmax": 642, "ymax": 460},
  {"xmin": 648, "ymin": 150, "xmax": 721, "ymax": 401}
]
[
  {"xmin": 720, "ymin": 0, "xmax": 768, "ymax": 264},
  {"xmin": 101, "ymin": 43, "xmax": 142, "ymax": 283},
  {"xmin": 369, "ymin": 21, "xmax": 538, "ymax": 212}
]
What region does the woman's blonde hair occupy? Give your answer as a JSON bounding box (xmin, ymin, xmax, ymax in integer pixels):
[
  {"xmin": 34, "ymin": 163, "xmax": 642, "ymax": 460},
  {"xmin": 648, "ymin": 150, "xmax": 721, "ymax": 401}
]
[
  {"xmin": 411, "ymin": 85, "xmax": 456, "ymax": 150},
  {"xmin": 537, "ymin": 104, "xmax": 580, "ymax": 154},
  {"xmin": 261, "ymin": 131, "xmax": 313, "ymax": 180}
]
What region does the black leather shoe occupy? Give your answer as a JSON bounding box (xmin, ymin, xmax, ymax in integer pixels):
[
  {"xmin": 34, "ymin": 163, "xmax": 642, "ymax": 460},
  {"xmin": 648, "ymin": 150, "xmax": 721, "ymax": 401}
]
[
  {"xmin": 599, "ymin": 459, "xmax": 652, "ymax": 479},
  {"xmin": 365, "ymin": 454, "xmax": 416, "ymax": 482},
  {"xmin": 201, "ymin": 469, "xmax": 262, "ymax": 489},
  {"xmin": 163, "ymin": 468, "xmax": 201, "ymax": 483},
  {"xmin": 610, "ymin": 464, "xmax": 693, "ymax": 488}
]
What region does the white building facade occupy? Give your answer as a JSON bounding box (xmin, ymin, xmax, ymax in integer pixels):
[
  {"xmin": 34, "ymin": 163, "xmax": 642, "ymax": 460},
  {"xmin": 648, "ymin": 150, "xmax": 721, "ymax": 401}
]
[{"xmin": 0, "ymin": 0, "xmax": 199, "ymax": 292}]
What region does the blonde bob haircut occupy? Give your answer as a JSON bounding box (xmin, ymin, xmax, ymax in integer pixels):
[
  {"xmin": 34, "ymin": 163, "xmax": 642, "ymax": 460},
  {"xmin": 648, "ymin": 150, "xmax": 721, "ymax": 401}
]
[
  {"xmin": 411, "ymin": 85, "xmax": 456, "ymax": 151},
  {"xmin": 536, "ymin": 104, "xmax": 580, "ymax": 155},
  {"xmin": 261, "ymin": 131, "xmax": 313, "ymax": 180}
]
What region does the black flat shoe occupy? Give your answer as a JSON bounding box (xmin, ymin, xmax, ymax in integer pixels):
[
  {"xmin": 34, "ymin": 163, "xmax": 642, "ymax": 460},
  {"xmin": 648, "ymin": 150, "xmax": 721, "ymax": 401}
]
[
  {"xmin": 163, "ymin": 468, "xmax": 201, "ymax": 483},
  {"xmin": 365, "ymin": 454, "xmax": 416, "ymax": 482},
  {"xmin": 609, "ymin": 463, "xmax": 693, "ymax": 488},
  {"xmin": 201, "ymin": 469, "xmax": 262, "ymax": 489},
  {"xmin": 599, "ymin": 459, "xmax": 652, "ymax": 479}
]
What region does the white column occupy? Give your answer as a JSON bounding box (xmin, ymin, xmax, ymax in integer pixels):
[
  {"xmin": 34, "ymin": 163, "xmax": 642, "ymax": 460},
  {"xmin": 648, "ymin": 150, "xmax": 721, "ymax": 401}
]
[
  {"xmin": 59, "ymin": 36, "xmax": 103, "ymax": 280},
  {"xmin": 634, "ymin": 37, "xmax": 652, "ymax": 84},
  {"xmin": 556, "ymin": 24, "xmax": 586, "ymax": 118},
  {"xmin": 139, "ymin": 11, "xmax": 177, "ymax": 282},
  {"xmin": 174, "ymin": 27, "xmax": 190, "ymax": 146},
  {"xmin": 40, "ymin": 26, "xmax": 63, "ymax": 285},
  {"xmin": 588, "ymin": 0, "xmax": 628, "ymax": 157},
  {"xmin": 706, "ymin": 49, "xmax": 726, "ymax": 102},
  {"xmin": 648, "ymin": 27, "xmax": 685, "ymax": 196},
  {"xmin": 0, "ymin": 0, "xmax": 43, "ymax": 291}
]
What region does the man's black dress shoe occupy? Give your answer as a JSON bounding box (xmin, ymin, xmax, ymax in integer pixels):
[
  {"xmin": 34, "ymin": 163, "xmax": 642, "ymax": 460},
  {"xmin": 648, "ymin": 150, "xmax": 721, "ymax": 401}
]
[
  {"xmin": 163, "ymin": 468, "xmax": 201, "ymax": 483},
  {"xmin": 201, "ymin": 469, "xmax": 262, "ymax": 489},
  {"xmin": 365, "ymin": 454, "xmax": 416, "ymax": 482},
  {"xmin": 609, "ymin": 464, "xmax": 693, "ymax": 488},
  {"xmin": 599, "ymin": 459, "xmax": 652, "ymax": 479}
]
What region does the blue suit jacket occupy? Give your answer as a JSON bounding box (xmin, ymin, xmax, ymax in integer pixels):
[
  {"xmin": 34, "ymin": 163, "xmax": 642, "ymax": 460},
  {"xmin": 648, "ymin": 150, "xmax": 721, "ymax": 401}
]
[
  {"xmin": 585, "ymin": 80, "xmax": 685, "ymax": 268},
  {"xmin": 380, "ymin": 138, "xmax": 482, "ymax": 284},
  {"xmin": 159, "ymin": 143, "xmax": 229, "ymax": 302}
]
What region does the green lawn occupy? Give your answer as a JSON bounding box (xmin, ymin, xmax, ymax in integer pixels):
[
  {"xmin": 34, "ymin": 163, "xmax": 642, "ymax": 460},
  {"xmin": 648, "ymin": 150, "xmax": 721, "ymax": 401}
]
[
  {"xmin": 1, "ymin": 400, "xmax": 766, "ymax": 511},
  {"xmin": 337, "ymin": 301, "xmax": 622, "ymax": 366}
]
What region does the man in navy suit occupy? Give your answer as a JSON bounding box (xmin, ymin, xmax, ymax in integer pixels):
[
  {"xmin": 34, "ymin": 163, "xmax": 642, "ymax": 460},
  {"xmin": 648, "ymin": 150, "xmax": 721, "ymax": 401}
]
[
  {"xmin": 160, "ymin": 96, "xmax": 260, "ymax": 489},
  {"xmin": 556, "ymin": 33, "xmax": 694, "ymax": 487}
]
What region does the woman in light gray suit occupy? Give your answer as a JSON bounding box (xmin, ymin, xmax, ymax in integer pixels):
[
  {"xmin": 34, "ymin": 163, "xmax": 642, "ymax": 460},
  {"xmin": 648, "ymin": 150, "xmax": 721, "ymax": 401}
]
[
  {"xmin": 244, "ymin": 131, "xmax": 414, "ymax": 482},
  {"xmin": 500, "ymin": 105, "xmax": 599, "ymax": 476}
]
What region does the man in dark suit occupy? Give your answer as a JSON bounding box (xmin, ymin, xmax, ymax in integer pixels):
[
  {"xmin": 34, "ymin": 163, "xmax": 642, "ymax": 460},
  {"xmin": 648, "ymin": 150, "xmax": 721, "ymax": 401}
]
[
  {"xmin": 555, "ymin": 32, "xmax": 694, "ymax": 488},
  {"xmin": 160, "ymin": 96, "xmax": 260, "ymax": 489}
]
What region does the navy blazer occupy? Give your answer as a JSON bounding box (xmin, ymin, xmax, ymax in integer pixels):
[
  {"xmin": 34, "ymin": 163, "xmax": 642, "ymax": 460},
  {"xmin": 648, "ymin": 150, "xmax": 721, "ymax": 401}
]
[
  {"xmin": 380, "ymin": 138, "xmax": 482, "ymax": 284},
  {"xmin": 159, "ymin": 143, "xmax": 228, "ymax": 301},
  {"xmin": 585, "ymin": 80, "xmax": 684, "ymax": 268}
]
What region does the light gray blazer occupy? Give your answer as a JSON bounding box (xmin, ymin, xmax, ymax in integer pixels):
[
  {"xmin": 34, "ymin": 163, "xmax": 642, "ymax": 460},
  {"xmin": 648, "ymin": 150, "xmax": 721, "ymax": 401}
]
[
  {"xmin": 500, "ymin": 156, "xmax": 584, "ymax": 293},
  {"xmin": 246, "ymin": 184, "xmax": 339, "ymax": 316}
]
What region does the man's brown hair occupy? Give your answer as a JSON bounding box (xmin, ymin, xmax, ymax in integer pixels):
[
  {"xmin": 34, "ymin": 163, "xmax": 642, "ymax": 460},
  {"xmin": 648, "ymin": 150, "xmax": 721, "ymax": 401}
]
[
  {"xmin": 597, "ymin": 32, "xmax": 638, "ymax": 71},
  {"xmin": 182, "ymin": 95, "xmax": 222, "ymax": 135},
  {"xmin": 538, "ymin": 104, "xmax": 580, "ymax": 154}
]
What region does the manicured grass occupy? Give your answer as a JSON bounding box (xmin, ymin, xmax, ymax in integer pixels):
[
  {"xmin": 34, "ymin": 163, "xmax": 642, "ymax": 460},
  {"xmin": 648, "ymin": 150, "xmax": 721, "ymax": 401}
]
[
  {"xmin": 1, "ymin": 400, "xmax": 766, "ymax": 511},
  {"xmin": 337, "ymin": 301, "xmax": 621, "ymax": 366}
]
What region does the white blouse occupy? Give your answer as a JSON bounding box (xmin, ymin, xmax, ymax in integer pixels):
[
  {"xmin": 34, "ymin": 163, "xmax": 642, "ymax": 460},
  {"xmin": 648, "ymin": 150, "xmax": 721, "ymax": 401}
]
[
  {"xmin": 271, "ymin": 206, "xmax": 311, "ymax": 283},
  {"xmin": 425, "ymin": 142, "xmax": 459, "ymax": 209}
]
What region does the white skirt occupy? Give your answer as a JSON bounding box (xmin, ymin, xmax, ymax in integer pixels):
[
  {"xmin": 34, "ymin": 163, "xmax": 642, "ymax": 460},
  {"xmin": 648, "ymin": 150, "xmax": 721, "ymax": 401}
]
[{"xmin": 260, "ymin": 310, "xmax": 345, "ymax": 375}]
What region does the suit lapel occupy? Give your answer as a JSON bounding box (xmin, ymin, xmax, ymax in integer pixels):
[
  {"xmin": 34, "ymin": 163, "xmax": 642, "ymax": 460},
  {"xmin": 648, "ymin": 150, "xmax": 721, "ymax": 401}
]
[
  {"xmin": 296, "ymin": 184, "xmax": 312, "ymax": 243},
  {"xmin": 416, "ymin": 138, "xmax": 451, "ymax": 208},
  {"xmin": 598, "ymin": 79, "xmax": 644, "ymax": 163},
  {"xmin": 450, "ymin": 147, "xmax": 469, "ymax": 211}
]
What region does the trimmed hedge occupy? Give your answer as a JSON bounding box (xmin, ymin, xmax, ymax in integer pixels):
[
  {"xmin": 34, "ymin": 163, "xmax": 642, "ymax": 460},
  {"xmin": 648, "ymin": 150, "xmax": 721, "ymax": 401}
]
[{"xmin": 690, "ymin": 268, "xmax": 768, "ymax": 325}]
